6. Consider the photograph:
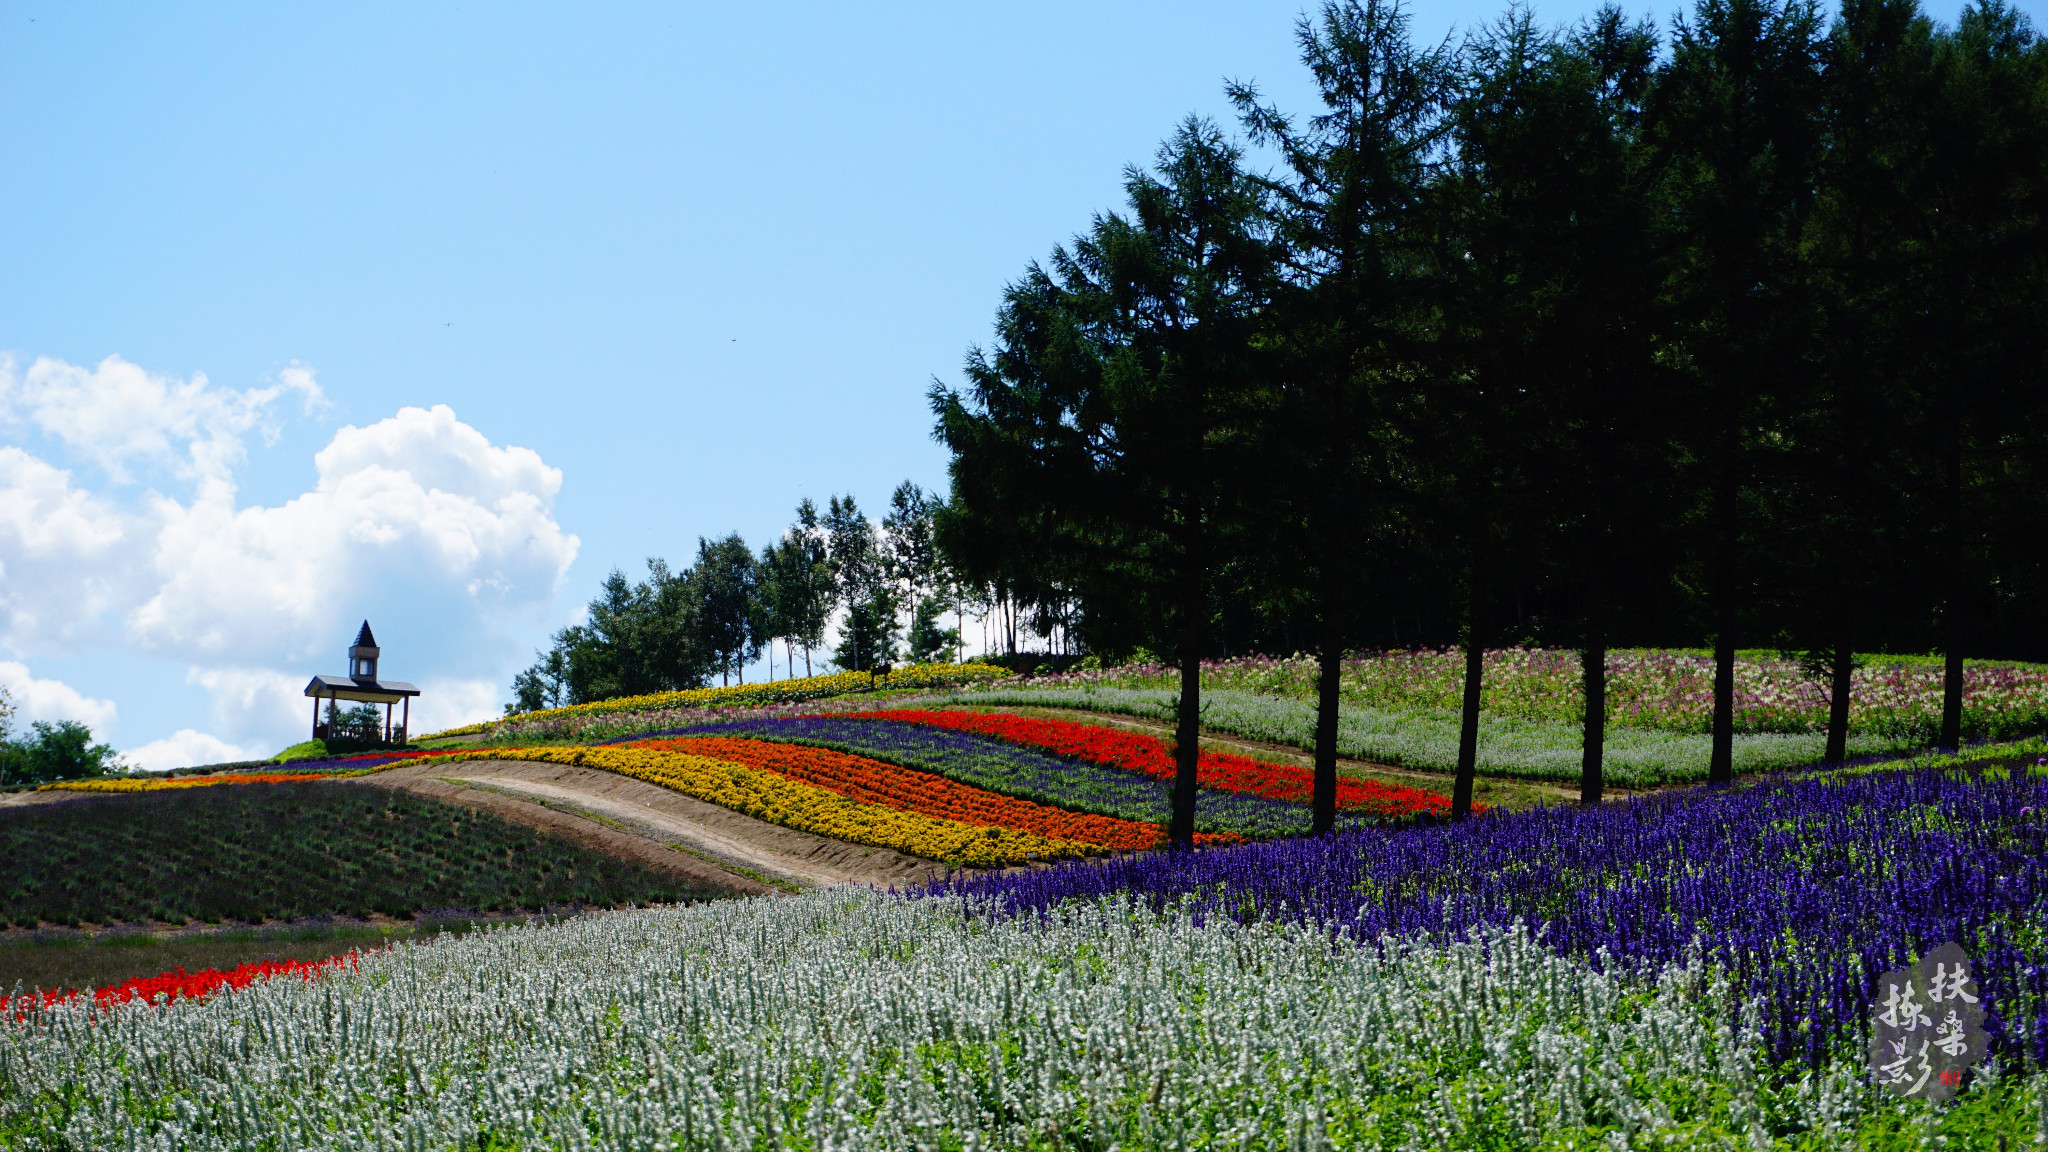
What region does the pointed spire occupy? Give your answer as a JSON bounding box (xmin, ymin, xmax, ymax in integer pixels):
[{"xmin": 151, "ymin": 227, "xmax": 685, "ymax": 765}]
[{"xmin": 354, "ymin": 620, "xmax": 377, "ymax": 649}]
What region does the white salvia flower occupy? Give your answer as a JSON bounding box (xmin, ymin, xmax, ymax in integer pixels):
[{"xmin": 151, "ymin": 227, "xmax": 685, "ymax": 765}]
[{"xmin": 0, "ymin": 889, "xmax": 2016, "ymax": 1149}]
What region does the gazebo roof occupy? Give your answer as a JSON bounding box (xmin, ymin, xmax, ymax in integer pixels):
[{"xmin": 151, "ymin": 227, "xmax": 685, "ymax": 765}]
[
  {"xmin": 353, "ymin": 620, "xmax": 379, "ymax": 649},
  {"xmin": 305, "ymin": 675, "xmax": 419, "ymax": 704}
]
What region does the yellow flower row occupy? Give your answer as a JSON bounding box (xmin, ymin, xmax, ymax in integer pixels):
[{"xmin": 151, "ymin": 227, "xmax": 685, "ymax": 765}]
[
  {"xmin": 424, "ymin": 744, "xmax": 1095, "ymax": 868},
  {"xmin": 419, "ymin": 661, "xmax": 1011, "ymax": 740},
  {"xmin": 41, "ymin": 770, "xmax": 373, "ymax": 793}
]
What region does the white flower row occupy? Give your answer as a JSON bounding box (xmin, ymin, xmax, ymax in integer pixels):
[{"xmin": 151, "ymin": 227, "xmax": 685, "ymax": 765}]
[{"xmin": 0, "ymin": 888, "xmax": 1898, "ymax": 1150}]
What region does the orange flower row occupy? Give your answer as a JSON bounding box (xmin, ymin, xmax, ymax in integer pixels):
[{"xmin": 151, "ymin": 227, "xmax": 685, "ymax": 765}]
[{"xmin": 633, "ymin": 736, "xmax": 1180, "ymax": 851}]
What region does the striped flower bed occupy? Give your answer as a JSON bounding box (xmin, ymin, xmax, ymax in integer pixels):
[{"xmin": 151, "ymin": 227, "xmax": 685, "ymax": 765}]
[
  {"xmin": 428, "ymin": 745, "xmax": 1096, "ymax": 867},
  {"xmin": 8, "ymin": 952, "xmax": 363, "ymax": 1015},
  {"xmin": 851, "ymin": 710, "xmax": 1461, "ymax": 819},
  {"xmin": 663, "ymin": 718, "xmax": 1315, "ymax": 838},
  {"xmin": 42, "ymin": 770, "xmax": 377, "ymax": 794},
  {"xmin": 635, "ymin": 737, "xmax": 1185, "ymax": 851}
]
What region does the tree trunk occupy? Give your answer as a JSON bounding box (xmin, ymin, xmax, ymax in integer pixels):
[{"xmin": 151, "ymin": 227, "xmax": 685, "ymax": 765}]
[
  {"xmin": 1825, "ymin": 614, "xmax": 1854, "ymax": 765},
  {"xmin": 1710, "ymin": 623, "xmax": 1735, "ymax": 787},
  {"xmin": 1709, "ymin": 438, "xmax": 1739, "ymax": 787},
  {"xmin": 1454, "ymin": 540, "xmax": 1485, "ymax": 820},
  {"xmin": 1580, "ymin": 572, "xmax": 1606, "ymax": 806},
  {"xmin": 1312, "ymin": 610, "xmax": 1340, "ymax": 836},
  {"xmin": 1939, "ymin": 425, "xmax": 1965, "ymax": 751},
  {"xmin": 1170, "ymin": 518, "xmax": 1203, "ymax": 850}
]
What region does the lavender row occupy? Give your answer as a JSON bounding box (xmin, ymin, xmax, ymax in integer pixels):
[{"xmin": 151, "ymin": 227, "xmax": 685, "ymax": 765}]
[{"xmin": 933, "ymin": 757, "xmax": 2048, "ymax": 1070}]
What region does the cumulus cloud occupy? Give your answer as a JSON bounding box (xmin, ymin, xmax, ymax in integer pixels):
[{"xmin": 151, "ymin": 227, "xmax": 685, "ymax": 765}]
[
  {"xmin": 0, "ymin": 448, "xmax": 137, "ymax": 650},
  {"xmin": 130, "ymin": 404, "xmax": 578, "ymax": 663},
  {"xmin": 123, "ymin": 730, "xmax": 264, "ymax": 773},
  {"xmin": 0, "ymin": 355, "xmax": 578, "ymax": 767},
  {"xmin": 0, "ymin": 661, "xmax": 119, "ymax": 731},
  {"xmin": 0, "ymin": 354, "xmax": 324, "ymax": 487},
  {"xmin": 409, "ymin": 678, "xmax": 502, "ymax": 736}
]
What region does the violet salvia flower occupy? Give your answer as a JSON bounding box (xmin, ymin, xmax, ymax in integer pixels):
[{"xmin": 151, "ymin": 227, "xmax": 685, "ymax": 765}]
[{"xmin": 933, "ymin": 763, "xmax": 2048, "ymax": 1072}]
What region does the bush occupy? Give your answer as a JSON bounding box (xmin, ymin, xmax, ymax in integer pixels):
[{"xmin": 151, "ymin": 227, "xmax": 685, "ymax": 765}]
[{"xmin": 0, "ymin": 721, "xmax": 123, "ymax": 786}]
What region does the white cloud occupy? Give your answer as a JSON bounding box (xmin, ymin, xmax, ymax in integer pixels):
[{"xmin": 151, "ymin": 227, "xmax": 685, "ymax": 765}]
[
  {"xmin": 0, "ymin": 661, "xmax": 118, "ymax": 731},
  {"xmin": 0, "ymin": 448, "xmax": 137, "ymax": 649},
  {"xmin": 410, "ymin": 678, "xmax": 502, "ymax": 736},
  {"xmin": 0, "ymin": 356, "xmax": 578, "ymax": 756},
  {"xmin": 123, "ymin": 729, "xmax": 263, "ymax": 773},
  {"xmin": 0, "ymin": 353, "xmax": 325, "ymax": 487},
  {"xmin": 188, "ymin": 666, "xmax": 313, "ymax": 743},
  {"xmin": 129, "ymin": 404, "xmax": 579, "ymax": 663}
]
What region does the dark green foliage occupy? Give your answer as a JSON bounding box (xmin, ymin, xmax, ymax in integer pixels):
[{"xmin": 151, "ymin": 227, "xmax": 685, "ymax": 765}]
[
  {"xmin": 905, "ymin": 595, "xmax": 960, "ymax": 664},
  {"xmin": 323, "ymin": 702, "xmax": 388, "ymax": 745},
  {"xmin": 827, "ymin": 496, "xmax": 899, "ymax": 672},
  {"xmin": 514, "ymin": 559, "xmax": 712, "ymax": 706},
  {"xmin": 758, "ymin": 499, "xmax": 835, "ymax": 678},
  {"xmin": 508, "ymin": 647, "xmax": 571, "ymax": 714},
  {"xmin": 692, "ymin": 532, "xmax": 762, "ymax": 685},
  {"xmin": 0, "ymin": 783, "xmax": 721, "ymax": 927},
  {"xmin": 0, "ymin": 721, "xmax": 123, "ymax": 786}
]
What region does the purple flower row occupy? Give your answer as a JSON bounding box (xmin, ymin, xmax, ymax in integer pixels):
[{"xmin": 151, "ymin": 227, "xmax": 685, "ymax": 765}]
[{"xmin": 930, "ymin": 760, "xmax": 2048, "ymax": 1071}]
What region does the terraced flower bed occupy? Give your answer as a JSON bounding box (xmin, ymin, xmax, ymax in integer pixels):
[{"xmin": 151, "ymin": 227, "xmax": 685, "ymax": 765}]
[
  {"xmin": 845, "ymin": 709, "xmax": 1461, "ymax": 817},
  {"xmin": 660, "ymin": 716, "xmax": 1400, "ymax": 838},
  {"xmin": 644, "ymin": 736, "xmax": 1175, "ymax": 851},
  {"xmin": 424, "ymin": 743, "xmax": 1099, "ymax": 867},
  {"xmin": 214, "ymin": 708, "xmax": 1453, "ymax": 863}
]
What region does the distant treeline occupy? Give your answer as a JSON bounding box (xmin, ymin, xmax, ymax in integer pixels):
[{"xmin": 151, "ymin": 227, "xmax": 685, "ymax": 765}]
[{"xmin": 509, "ymin": 485, "xmax": 977, "ymax": 712}]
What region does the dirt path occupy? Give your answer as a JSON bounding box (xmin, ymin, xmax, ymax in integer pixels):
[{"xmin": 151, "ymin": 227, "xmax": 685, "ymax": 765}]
[
  {"xmin": 0, "ymin": 789, "xmax": 88, "ymax": 809},
  {"xmin": 353, "ymin": 761, "xmax": 951, "ymax": 891}
]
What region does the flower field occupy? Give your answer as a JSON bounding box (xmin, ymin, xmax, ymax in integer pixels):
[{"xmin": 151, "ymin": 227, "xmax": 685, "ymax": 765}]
[
  {"xmin": 7, "ymin": 738, "xmax": 2048, "ymax": 1144},
  {"xmin": 421, "ymin": 661, "xmax": 1011, "ymax": 740},
  {"xmin": 659, "ymin": 716, "xmax": 1405, "ymax": 838},
  {"xmin": 41, "ymin": 768, "xmax": 376, "ymax": 793},
  {"xmin": 3, "ymin": 878, "xmax": 2040, "ymax": 1148},
  {"xmin": 847, "ymin": 709, "xmax": 1462, "ymax": 817},
  {"xmin": 641, "ymin": 736, "xmax": 1176, "ymax": 851},
  {"xmin": 257, "ymin": 707, "xmax": 1451, "ymax": 857},
  {"xmin": 424, "ymin": 743, "xmax": 1099, "ymax": 867},
  {"xmin": 937, "ymin": 739, "xmax": 2048, "ymax": 1073},
  {"xmin": 1046, "ymin": 649, "xmax": 2048, "ymax": 743},
  {"xmin": 931, "ymin": 685, "xmax": 1894, "ymax": 785},
  {"xmin": 6, "ymin": 952, "xmax": 362, "ymax": 1014}
]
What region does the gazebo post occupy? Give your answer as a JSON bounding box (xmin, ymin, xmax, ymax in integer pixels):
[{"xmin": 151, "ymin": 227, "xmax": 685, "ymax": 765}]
[
  {"xmin": 311, "ymin": 692, "xmax": 320, "ymax": 740},
  {"xmin": 384, "ymin": 701, "xmax": 393, "ymax": 744},
  {"xmin": 401, "ymin": 696, "xmax": 409, "ymax": 744}
]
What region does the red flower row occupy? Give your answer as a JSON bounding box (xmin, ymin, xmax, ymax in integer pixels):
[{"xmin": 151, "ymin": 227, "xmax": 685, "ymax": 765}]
[
  {"xmin": 852, "ymin": 710, "xmax": 1464, "ymax": 819},
  {"xmin": 635, "ymin": 737, "xmax": 1196, "ymax": 851},
  {"xmin": 9, "ymin": 951, "xmax": 363, "ymax": 1015}
]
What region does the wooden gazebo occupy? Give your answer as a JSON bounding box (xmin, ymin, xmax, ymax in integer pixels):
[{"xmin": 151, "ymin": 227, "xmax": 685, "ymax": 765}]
[{"xmin": 304, "ymin": 621, "xmax": 420, "ymax": 744}]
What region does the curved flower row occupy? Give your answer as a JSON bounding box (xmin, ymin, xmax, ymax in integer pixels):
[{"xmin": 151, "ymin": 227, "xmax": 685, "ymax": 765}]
[
  {"xmin": 666, "ymin": 718, "xmax": 1299, "ymax": 838},
  {"xmin": 41, "ymin": 770, "xmax": 376, "ymax": 794},
  {"xmin": 850, "ymin": 710, "xmax": 1459, "ymax": 819},
  {"xmin": 635, "ymin": 737, "xmax": 1177, "ymax": 852},
  {"xmin": 9, "ymin": 952, "xmax": 363, "ymax": 1015},
  {"xmin": 429, "ymin": 745, "xmax": 1096, "ymax": 867},
  {"xmin": 421, "ymin": 662, "xmax": 1012, "ymax": 740}
]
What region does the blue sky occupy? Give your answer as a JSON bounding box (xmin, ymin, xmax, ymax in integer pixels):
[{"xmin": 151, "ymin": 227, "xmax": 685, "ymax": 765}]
[{"xmin": 1, "ymin": 0, "xmax": 2033, "ymax": 767}]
